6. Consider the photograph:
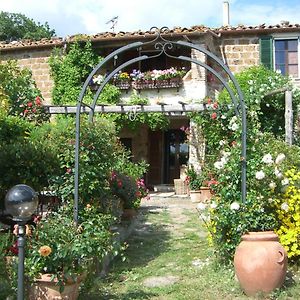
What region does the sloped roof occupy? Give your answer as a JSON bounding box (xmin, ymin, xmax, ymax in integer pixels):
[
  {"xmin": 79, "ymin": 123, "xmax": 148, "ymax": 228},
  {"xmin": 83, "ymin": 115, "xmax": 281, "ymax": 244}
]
[{"xmin": 1, "ymin": 23, "xmax": 300, "ymax": 51}]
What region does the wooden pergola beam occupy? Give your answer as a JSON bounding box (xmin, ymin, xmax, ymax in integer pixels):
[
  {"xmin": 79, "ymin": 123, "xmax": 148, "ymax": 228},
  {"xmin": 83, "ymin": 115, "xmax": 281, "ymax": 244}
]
[{"xmin": 44, "ymin": 104, "xmax": 206, "ymax": 114}]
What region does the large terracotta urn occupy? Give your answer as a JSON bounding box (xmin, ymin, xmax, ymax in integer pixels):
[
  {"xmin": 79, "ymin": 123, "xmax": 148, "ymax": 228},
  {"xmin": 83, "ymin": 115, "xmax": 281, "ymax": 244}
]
[{"xmin": 234, "ymin": 231, "xmax": 287, "ymax": 296}]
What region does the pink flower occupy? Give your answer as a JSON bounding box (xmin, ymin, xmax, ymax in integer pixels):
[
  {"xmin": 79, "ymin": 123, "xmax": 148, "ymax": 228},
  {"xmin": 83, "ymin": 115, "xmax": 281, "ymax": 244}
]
[
  {"xmin": 35, "ymin": 96, "xmax": 42, "ymax": 106},
  {"xmin": 212, "ymin": 102, "xmax": 218, "ymax": 109},
  {"xmin": 211, "ymin": 112, "xmax": 217, "ymax": 120},
  {"xmin": 27, "ymin": 102, "xmax": 33, "ymax": 107}
]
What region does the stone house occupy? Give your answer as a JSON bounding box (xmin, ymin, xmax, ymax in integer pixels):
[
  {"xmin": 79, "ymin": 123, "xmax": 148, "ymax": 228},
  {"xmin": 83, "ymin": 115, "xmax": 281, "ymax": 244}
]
[{"xmin": 1, "ymin": 21, "xmax": 299, "ymax": 188}]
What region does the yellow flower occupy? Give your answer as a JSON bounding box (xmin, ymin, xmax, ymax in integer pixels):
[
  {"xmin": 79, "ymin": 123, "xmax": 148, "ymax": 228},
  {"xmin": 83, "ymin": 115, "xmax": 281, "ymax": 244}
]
[{"xmin": 39, "ymin": 246, "xmax": 52, "ymax": 257}]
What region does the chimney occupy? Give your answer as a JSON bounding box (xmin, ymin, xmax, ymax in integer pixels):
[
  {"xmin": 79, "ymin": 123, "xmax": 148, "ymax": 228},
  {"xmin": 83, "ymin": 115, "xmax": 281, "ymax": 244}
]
[{"xmin": 223, "ymin": 1, "xmax": 230, "ymax": 26}]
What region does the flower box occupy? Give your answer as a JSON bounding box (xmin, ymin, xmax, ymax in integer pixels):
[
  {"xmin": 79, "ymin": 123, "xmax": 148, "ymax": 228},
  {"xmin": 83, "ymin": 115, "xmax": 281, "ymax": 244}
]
[
  {"xmin": 132, "ymin": 78, "xmax": 183, "ymax": 90},
  {"xmin": 113, "ymin": 79, "xmax": 131, "ymax": 90}
]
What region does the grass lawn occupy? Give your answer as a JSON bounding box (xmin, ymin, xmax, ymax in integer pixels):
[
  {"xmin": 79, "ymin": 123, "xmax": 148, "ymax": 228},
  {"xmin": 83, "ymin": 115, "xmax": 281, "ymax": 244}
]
[{"xmin": 80, "ymin": 202, "xmax": 300, "ymax": 300}]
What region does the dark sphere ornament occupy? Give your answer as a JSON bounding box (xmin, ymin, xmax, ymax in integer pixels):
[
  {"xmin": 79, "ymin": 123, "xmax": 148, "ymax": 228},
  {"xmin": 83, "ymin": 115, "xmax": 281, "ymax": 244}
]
[{"xmin": 5, "ymin": 184, "xmax": 38, "ymax": 222}]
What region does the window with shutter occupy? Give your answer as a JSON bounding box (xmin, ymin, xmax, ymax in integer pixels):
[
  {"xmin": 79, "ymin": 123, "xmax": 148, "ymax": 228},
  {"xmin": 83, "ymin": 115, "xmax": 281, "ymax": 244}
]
[{"xmin": 259, "ymin": 36, "xmax": 273, "ymax": 70}]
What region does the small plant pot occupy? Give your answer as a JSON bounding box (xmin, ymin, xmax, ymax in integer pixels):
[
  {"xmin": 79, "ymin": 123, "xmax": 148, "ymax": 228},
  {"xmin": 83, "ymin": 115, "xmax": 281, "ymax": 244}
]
[
  {"xmin": 190, "ymin": 187, "xmax": 212, "ymax": 203},
  {"xmin": 28, "ymin": 273, "xmax": 84, "ymax": 300},
  {"xmin": 234, "ymin": 231, "xmax": 287, "ymax": 296}
]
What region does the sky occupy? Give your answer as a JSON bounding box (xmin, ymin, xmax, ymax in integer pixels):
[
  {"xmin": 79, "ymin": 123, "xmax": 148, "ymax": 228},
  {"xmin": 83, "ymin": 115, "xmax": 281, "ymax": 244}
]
[{"xmin": 0, "ymin": 0, "xmax": 299, "ymax": 38}]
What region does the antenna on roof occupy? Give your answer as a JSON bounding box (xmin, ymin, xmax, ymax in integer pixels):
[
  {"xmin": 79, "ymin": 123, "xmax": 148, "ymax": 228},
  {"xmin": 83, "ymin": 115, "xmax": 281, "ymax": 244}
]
[{"xmin": 106, "ymin": 16, "xmax": 118, "ymax": 32}]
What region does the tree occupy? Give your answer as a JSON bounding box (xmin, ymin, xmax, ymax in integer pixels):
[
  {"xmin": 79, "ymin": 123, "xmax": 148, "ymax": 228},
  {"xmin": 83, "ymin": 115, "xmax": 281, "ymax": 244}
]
[{"xmin": 0, "ymin": 11, "xmax": 55, "ymax": 41}]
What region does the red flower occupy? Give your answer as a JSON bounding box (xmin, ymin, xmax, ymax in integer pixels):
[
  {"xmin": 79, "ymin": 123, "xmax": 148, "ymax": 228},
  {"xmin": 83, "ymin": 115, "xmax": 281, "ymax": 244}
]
[
  {"xmin": 207, "ymin": 98, "xmax": 212, "ymax": 105},
  {"xmin": 211, "ymin": 112, "xmax": 217, "ymax": 120},
  {"xmin": 231, "ymin": 140, "xmax": 237, "ymax": 147},
  {"xmin": 66, "ymin": 168, "xmax": 72, "ymax": 174},
  {"xmin": 24, "ymin": 109, "xmax": 29, "ymax": 115},
  {"xmin": 212, "ymin": 102, "xmax": 218, "ymax": 109},
  {"xmin": 27, "ymin": 102, "xmax": 33, "ymax": 107},
  {"xmin": 35, "ymin": 96, "xmax": 42, "ymax": 106},
  {"xmin": 8, "ymin": 241, "xmax": 18, "ymax": 255},
  {"xmin": 117, "ymin": 180, "xmax": 122, "ymax": 187}
]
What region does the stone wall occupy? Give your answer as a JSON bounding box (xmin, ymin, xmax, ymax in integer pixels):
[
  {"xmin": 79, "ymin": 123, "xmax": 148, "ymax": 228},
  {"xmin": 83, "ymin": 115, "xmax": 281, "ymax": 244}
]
[{"xmin": 222, "ymin": 35, "xmax": 260, "ymax": 74}]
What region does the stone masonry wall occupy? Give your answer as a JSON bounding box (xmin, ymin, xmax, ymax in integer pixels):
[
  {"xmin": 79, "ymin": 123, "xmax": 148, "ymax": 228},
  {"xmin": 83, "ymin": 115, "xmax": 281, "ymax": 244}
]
[{"xmin": 222, "ymin": 34, "xmax": 260, "ymax": 74}]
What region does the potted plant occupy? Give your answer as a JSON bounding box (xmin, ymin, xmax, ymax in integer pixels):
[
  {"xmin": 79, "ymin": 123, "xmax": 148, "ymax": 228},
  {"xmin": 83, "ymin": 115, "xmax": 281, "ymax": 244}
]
[
  {"xmin": 185, "ymin": 166, "xmax": 212, "ymax": 203},
  {"xmin": 14, "ymin": 203, "xmax": 115, "ymax": 299},
  {"xmin": 109, "ymin": 171, "xmax": 149, "ymax": 219}
]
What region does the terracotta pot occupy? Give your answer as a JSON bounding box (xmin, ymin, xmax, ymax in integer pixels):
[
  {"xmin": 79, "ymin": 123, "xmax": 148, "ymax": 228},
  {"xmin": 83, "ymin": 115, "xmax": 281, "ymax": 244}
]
[
  {"xmin": 29, "ymin": 273, "xmax": 83, "ymax": 300},
  {"xmin": 234, "ymin": 231, "xmax": 287, "ymax": 296},
  {"xmin": 190, "ymin": 188, "xmax": 212, "ymax": 203}
]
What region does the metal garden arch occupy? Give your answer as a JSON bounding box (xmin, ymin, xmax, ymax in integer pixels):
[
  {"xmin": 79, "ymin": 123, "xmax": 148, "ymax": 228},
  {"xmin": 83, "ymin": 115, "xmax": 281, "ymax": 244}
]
[{"xmin": 74, "ymin": 27, "xmax": 247, "ymax": 223}]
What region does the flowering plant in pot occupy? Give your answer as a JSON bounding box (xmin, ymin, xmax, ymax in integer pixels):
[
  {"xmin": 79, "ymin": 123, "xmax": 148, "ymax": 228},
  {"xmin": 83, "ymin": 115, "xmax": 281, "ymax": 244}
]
[
  {"xmin": 109, "ymin": 171, "xmax": 148, "ymax": 211},
  {"xmin": 22, "ymin": 203, "xmax": 115, "ymax": 297}
]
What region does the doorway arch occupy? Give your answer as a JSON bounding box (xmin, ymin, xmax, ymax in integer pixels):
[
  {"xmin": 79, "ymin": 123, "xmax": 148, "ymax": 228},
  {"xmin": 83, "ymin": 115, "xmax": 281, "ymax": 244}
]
[{"xmin": 74, "ymin": 27, "xmax": 247, "ymax": 222}]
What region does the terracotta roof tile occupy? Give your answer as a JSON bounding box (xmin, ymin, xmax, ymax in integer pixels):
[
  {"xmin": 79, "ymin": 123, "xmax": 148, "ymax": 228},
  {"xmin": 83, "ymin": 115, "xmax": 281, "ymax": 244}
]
[{"xmin": 1, "ymin": 23, "xmax": 300, "ymax": 51}]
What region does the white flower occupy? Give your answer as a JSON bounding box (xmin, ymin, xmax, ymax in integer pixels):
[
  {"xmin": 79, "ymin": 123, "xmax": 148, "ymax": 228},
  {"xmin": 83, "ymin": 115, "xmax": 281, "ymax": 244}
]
[
  {"xmin": 219, "ymin": 140, "xmax": 226, "ymax": 146},
  {"xmin": 230, "ymin": 202, "xmax": 240, "ymax": 210},
  {"xmin": 262, "ymin": 153, "xmax": 273, "ymax": 164},
  {"xmin": 269, "ymin": 182, "xmax": 276, "ymax": 189},
  {"xmin": 197, "ymin": 203, "xmax": 207, "ymax": 210},
  {"xmin": 281, "ymin": 178, "xmax": 289, "ymax": 186},
  {"xmin": 230, "ymin": 123, "xmax": 239, "ymax": 131},
  {"xmin": 221, "ymin": 115, "xmax": 227, "ymax": 119},
  {"xmin": 275, "ymin": 153, "xmax": 286, "ymax": 164},
  {"xmin": 210, "ymin": 201, "xmax": 217, "ymax": 209},
  {"xmin": 214, "ymin": 161, "xmax": 224, "ymax": 170},
  {"xmin": 268, "ymin": 198, "xmax": 274, "ymax": 203},
  {"xmin": 255, "ymin": 170, "xmax": 265, "ymax": 180},
  {"xmin": 230, "ymin": 116, "xmax": 238, "ymax": 124},
  {"xmin": 281, "ymin": 202, "xmax": 289, "ymax": 211},
  {"xmin": 221, "ymin": 151, "xmax": 231, "ymax": 158},
  {"xmin": 274, "ymin": 168, "xmax": 283, "ymax": 179}
]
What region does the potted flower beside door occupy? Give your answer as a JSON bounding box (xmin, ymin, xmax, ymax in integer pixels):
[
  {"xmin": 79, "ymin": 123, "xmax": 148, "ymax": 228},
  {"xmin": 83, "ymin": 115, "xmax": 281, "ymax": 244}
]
[{"xmin": 185, "ymin": 166, "xmax": 212, "ymax": 203}]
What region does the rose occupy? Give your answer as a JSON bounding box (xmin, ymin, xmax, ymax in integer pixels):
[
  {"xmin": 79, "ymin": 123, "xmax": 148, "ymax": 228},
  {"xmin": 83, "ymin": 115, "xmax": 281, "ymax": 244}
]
[
  {"xmin": 230, "ymin": 202, "xmax": 240, "ymax": 210},
  {"xmin": 39, "ymin": 245, "xmax": 52, "ymax": 257},
  {"xmin": 262, "ymin": 153, "xmax": 273, "ymax": 164},
  {"xmin": 275, "ymin": 153, "xmax": 286, "ymax": 164},
  {"xmin": 255, "ymin": 170, "xmax": 265, "ymax": 180}
]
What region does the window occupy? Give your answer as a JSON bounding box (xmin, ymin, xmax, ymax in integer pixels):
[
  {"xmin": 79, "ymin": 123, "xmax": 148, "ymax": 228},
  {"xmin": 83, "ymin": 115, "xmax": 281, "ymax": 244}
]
[
  {"xmin": 260, "ymin": 36, "xmax": 299, "ymax": 78},
  {"xmin": 274, "ymin": 39, "xmax": 298, "ymax": 77}
]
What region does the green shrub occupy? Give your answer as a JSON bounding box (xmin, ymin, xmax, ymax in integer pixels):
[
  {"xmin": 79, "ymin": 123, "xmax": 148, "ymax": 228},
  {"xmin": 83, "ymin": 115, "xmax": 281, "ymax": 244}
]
[{"xmin": 0, "ymin": 60, "xmax": 49, "ymax": 124}]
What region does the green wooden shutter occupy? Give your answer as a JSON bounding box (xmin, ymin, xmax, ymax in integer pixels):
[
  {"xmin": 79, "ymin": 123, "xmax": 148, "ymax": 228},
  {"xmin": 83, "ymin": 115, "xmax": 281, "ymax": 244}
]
[{"xmin": 259, "ymin": 36, "xmax": 273, "ymax": 70}]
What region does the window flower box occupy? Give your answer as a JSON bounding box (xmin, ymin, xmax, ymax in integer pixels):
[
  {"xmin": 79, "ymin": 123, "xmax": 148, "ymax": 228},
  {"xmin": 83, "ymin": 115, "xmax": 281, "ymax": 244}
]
[{"xmin": 113, "ymin": 79, "xmax": 131, "ymax": 90}]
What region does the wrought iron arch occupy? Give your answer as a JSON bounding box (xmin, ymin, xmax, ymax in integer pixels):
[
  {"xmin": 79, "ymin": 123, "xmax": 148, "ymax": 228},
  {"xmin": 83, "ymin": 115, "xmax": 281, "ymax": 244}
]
[{"xmin": 74, "ymin": 27, "xmax": 247, "ymax": 223}]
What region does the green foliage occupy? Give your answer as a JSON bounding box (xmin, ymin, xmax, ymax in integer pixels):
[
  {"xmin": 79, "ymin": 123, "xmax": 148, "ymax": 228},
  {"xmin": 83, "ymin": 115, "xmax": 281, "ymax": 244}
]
[
  {"xmin": 25, "ymin": 203, "xmax": 114, "ymax": 288},
  {"xmin": 0, "ymin": 60, "xmax": 49, "ymax": 124},
  {"xmin": 0, "ymin": 11, "xmax": 55, "ymax": 41},
  {"xmin": 0, "ymin": 114, "xmax": 59, "ymax": 206},
  {"xmin": 218, "ymin": 65, "xmax": 300, "ymax": 137},
  {"xmin": 111, "ymin": 94, "xmax": 170, "ymax": 131},
  {"xmin": 185, "ymin": 165, "xmax": 208, "ymax": 190},
  {"xmin": 49, "ymin": 41, "xmax": 101, "ymax": 105}
]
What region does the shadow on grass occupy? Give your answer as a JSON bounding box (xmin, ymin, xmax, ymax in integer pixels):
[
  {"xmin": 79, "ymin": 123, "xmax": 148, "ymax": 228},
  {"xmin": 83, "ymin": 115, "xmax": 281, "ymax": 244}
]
[
  {"xmin": 80, "ymin": 289, "xmax": 159, "ymax": 300},
  {"xmin": 115, "ymin": 205, "xmax": 172, "ymax": 268},
  {"xmin": 80, "ymin": 205, "xmax": 172, "ymax": 299}
]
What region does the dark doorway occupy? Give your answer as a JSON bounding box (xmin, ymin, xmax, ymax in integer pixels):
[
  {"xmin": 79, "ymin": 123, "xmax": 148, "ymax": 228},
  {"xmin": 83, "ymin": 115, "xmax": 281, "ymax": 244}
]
[{"xmin": 164, "ymin": 129, "xmax": 188, "ymax": 183}]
